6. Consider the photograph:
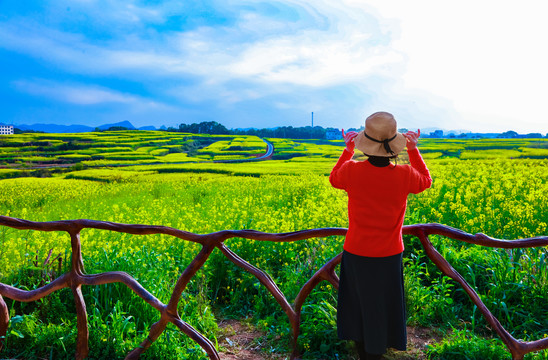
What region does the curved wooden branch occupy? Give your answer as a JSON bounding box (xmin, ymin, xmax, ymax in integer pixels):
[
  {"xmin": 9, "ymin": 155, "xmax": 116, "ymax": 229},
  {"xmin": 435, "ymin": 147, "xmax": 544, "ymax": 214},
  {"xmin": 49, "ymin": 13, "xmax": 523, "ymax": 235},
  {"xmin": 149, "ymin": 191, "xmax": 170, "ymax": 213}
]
[
  {"xmin": 171, "ymin": 316, "xmax": 219, "ymax": 360},
  {"xmin": 0, "ymin": 295, "xmax": 8, "ymax": 352},
  {"xmin": 0, "ymin": 273, "xmax": 70, "ymax": 302},
  {"xmin": 218, "ymin": 243, "xmax": 299, "ymax": 356},
  {"xmin": 72, "ymin": 285, "xmax": 89, "ymax": 360},
  {"xmin": 218, "ymin": 243, "xmax": 295, "ymax": 318},
  {"xmin": 0, "ymin": 216, "xmax": 81, "ymax": 233},
  {"xmin": 405, "ymin": 226, "xmax": 548, "ymax": 360},
  {"xmin": 404, "ymin": 223, "xmax": 548, "ymax": 248},
  {"xmin": 1, "ymin": 215, "xmax": 547, "ymax": 360},
  {"xmin": 81, "ymin": 272, "xmax": 165, "ymax": 312},
  {"xmin": 291, "ymin": 252, "xmax": 342, "ymax": 358},
  {"xmin": 294, "ymin": 252, "xmax": 342, "ymax": 315},
  {"xmin": 225, "ymin": 228, "xmax": 347, "ymax": 242},
  {"xmin": 126, "ymin": 319, "xmax": 167, "ymax": 359},
  {"xmin": 0, "ymin": 216, "xmax": 346, "ymax": 245},
  {"xmin": 166, "ymin": 243, "xmax": 216, "ymax": 314},
  {"xmin": 70, "ymin": 231, "xmax": 85, "ymax": 275}
]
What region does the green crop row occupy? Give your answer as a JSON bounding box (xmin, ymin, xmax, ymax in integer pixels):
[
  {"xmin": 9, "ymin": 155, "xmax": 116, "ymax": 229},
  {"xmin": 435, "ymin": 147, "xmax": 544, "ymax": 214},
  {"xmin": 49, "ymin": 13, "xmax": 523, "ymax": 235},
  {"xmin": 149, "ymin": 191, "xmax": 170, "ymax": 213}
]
[
  {"xmin": 0, "ymin": 132, "xmax": 271, "ymax": 168},
  {"xmin": 0, "ymin": 135, "xmax": 547, "ymax": 359}
]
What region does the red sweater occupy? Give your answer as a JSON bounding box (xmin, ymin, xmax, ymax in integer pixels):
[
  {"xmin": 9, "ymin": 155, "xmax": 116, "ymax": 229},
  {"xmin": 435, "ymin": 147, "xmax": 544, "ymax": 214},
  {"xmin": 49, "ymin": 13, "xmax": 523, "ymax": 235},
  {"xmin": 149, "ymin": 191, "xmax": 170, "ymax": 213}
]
[{"xmin": 329, "ymin": 148, "xmax": 432, "ymax": 257}]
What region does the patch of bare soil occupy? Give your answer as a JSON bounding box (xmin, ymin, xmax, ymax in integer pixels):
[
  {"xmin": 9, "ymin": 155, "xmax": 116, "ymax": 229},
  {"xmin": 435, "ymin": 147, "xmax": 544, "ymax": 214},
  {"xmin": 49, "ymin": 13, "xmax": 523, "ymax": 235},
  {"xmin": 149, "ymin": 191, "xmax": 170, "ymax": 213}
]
[
  {"xmin": 217, "ymin": 319, "xmax": 287, "ymax": 360},
  {"xmin": 217, "ymin": 320, "xmax": 442, "ymax": 360},
  {"xmin": 384, "ymin": 326, "xmax": 443, "ymax": 360}
]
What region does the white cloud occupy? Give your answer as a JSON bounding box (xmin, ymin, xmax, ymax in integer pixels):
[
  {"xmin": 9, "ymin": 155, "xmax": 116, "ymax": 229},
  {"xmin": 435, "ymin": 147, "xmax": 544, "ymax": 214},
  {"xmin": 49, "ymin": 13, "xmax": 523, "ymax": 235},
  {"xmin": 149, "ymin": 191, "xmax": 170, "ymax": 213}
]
[
  {"xmin": 2, "ymin": 1, "xmax": 401, "ymax": 84},
  {"xmin": 13, "ymin": 79, "xmax": 147, "ymax": 106},
  {"xmin": 360, "ymin": 0, "xmax": 548, "ymax": 132},
  {"xmin": 226, "ymin": 29, "xmax": 402, "ymax": 87},
  {"xmin": 2, "ymin": 0, "xmax": 547, "ymax": 132}
]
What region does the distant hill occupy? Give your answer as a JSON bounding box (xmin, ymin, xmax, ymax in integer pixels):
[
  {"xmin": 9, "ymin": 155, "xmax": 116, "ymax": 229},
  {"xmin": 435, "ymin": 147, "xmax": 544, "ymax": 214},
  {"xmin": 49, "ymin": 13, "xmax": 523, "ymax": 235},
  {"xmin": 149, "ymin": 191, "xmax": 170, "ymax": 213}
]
[
  {"xmin": 421, "ymin": 127, "xmax": 469, "ymax": 136},
  {"xmin": 4, "ymin": 120, "xmax": 545, "ymax": 138},
  {"xmin": 96, "ymin": 121, "xmax": 136, "ymax": 131},
  {"xmin": 14, "ymin": 123, "xmax": 93, "ymax": 133},
  {"xmin": 10, "ymin": 121, "xmax": 156, "ymax": 133},
  {"xmin": 138, "ymin": 125, "xmax": 157, "ymax": 131}
]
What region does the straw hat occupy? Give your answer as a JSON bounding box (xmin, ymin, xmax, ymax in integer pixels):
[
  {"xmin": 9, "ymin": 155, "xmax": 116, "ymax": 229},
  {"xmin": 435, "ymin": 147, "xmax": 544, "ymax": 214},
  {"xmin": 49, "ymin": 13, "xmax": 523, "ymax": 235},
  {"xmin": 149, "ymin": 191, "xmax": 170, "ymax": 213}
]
[{"xmin": 353, "ymin": 112, "xmax": 407, "ymax": 157}]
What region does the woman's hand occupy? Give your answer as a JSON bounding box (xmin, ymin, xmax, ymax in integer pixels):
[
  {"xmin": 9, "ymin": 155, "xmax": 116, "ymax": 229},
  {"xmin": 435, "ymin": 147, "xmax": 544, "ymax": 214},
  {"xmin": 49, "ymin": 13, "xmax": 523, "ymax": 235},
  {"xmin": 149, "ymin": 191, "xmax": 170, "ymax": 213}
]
[
  {"xmin": 403, "ymin": 129, "xmax": 421, "ymax": 150},
  {"xmin": 342, "ymin": 129, "xmax": 358, "ymax": 152}
]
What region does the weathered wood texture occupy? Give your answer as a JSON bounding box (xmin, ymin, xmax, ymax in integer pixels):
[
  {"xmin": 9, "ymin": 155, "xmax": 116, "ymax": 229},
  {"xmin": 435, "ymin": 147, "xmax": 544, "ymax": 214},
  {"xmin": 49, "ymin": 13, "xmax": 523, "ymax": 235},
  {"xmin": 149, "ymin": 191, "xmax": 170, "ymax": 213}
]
[{"xmin": 0, "ymin": 216, "xmax": 547, "ymax": 360}]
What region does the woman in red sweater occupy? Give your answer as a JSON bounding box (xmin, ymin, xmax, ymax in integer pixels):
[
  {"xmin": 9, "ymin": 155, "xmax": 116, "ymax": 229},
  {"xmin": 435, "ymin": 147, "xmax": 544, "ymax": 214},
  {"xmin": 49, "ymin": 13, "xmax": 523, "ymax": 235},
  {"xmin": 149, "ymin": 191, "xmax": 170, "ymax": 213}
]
[{"xmin": 329, "ymin": 112, "xmax": 432, "ymax": 360}]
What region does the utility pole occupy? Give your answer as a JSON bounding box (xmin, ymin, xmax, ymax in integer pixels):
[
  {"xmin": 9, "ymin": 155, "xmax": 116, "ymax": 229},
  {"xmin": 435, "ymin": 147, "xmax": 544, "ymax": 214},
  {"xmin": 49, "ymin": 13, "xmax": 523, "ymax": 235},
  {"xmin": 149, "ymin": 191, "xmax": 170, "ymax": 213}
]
[{"xmin": 311, "ymin": 112, "xmax": 314, "ymax": 127}]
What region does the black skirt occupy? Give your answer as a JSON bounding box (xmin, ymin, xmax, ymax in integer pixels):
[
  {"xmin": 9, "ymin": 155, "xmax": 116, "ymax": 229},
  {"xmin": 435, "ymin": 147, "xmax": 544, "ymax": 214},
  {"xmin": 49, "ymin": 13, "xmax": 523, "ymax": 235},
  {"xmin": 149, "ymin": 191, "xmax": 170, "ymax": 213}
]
[{"xmin": 337, "ymin": 250, "xmax": 407, "ymax": 354}]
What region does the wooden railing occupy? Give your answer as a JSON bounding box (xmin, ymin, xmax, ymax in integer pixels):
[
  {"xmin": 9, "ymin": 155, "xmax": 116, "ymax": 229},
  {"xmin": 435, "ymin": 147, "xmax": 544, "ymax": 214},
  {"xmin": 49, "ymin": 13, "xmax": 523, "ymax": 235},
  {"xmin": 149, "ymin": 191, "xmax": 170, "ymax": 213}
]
[{"xmin": 0, "ymin": 215, "xmax": 547, "ymax": 360}]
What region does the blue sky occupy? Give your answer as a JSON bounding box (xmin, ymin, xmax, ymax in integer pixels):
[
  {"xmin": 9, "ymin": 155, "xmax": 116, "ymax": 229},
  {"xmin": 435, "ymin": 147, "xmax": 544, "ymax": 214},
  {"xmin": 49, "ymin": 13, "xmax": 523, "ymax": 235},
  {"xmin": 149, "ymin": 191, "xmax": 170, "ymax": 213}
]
[{"xmin": 1, "ymin": 1, "xmax": 547, "ymax": 133}]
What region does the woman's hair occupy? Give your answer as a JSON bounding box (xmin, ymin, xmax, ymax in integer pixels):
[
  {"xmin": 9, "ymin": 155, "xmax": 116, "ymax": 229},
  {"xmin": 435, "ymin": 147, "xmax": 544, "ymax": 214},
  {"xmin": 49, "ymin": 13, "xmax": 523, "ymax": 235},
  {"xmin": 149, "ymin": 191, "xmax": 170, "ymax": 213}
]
[
  {"xmin": 365, "ymin": 154, "xmax": 398, "ymax": 168},
  {"xmin": 363, "ymin": 153, "xmax": 399, "ymax": 160}
]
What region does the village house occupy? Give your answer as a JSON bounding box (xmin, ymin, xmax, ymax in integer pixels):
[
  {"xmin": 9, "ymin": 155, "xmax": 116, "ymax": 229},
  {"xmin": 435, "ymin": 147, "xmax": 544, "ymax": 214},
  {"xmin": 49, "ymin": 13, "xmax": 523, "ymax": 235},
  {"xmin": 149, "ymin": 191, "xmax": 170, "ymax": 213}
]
[{"xmin": 0, "ymin": 125, "xmax": 14, "ymax": 135}]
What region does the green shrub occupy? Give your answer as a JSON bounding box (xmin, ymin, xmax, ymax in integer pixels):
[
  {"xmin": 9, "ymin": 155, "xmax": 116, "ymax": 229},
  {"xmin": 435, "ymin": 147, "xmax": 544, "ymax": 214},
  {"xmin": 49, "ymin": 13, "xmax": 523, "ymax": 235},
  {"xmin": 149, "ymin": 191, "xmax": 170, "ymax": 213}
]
[{"xmin": 426, "ymin": 328, "xmax": 509, "ymax": 360}]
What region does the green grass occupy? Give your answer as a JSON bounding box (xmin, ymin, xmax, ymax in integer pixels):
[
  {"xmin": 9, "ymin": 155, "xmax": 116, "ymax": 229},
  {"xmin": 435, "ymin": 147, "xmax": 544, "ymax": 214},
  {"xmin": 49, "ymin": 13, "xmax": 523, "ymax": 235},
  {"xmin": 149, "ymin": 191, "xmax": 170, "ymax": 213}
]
[
  {"xmin": 0, "ymin": 133, "xmax": 547, "ymax": 359},
  {"xmin": 0, "ymin": 132, "xmax": 270, "ymax": 168}
]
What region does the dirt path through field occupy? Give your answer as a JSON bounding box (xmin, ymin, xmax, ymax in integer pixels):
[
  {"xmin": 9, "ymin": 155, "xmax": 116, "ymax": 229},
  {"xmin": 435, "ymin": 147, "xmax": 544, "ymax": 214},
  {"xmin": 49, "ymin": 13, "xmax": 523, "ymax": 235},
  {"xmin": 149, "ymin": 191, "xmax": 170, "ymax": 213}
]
[
  {"xmin": 217, "ymin": 319, "xmax": 440, "ymax": 360},
  {"xmin": 218, "ymin": 319, "xmax": 285, "ymax": 360},
  {"xmin": 14, "ymin": 138, "xmax": 275, "ymax": 170}
]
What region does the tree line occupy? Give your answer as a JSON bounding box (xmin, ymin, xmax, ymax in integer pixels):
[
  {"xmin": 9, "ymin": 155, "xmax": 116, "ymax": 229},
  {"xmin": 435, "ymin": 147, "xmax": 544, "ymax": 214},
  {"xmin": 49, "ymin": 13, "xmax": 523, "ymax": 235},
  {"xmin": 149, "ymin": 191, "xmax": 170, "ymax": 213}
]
[{"xmin": 164, "ymin": 121, "xmax": 357, "ymax": 139}]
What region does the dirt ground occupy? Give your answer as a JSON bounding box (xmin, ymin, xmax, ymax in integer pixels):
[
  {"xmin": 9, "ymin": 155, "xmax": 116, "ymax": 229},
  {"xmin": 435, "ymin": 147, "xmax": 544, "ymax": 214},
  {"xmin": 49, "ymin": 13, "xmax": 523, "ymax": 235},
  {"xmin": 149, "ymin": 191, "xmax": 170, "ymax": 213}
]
[
  {"xmin": 217, "ymin": 319, "xmax": 285, "ymax": 360},
  {"xmin": 217, "ymin": 319, "xmax": 442, "ymax": 360}
]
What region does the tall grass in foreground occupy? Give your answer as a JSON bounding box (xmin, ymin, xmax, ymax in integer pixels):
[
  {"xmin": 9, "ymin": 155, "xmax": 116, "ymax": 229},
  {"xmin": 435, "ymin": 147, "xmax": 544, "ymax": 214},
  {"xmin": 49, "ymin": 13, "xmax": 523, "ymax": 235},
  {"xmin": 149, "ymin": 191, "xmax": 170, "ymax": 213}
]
[{"xmin": 0, "ymin": 156, "xmax": 547, "ymax": 359}]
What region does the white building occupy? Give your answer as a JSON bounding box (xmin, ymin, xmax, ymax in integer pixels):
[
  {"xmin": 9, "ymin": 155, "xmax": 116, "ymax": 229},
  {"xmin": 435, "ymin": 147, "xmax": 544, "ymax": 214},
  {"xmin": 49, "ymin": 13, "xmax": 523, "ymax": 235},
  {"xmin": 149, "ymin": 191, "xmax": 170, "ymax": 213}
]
[{"xmin": 0, "ymin": 125, "xmax": 14, "ymax": 135}]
